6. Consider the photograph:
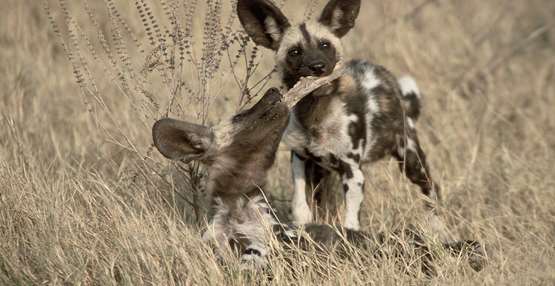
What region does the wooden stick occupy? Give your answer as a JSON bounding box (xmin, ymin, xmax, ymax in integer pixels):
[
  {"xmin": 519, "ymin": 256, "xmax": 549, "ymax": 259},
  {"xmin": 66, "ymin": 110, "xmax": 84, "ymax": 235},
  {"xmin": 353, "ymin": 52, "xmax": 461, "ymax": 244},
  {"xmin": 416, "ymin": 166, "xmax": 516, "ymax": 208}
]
[
  {"xmin": 213, "ymin": 63, "xmax": 346, "ymax": 138},
  {"xmin": 282, "ymin": 62, "xmax": 346, "ymax": 108}
]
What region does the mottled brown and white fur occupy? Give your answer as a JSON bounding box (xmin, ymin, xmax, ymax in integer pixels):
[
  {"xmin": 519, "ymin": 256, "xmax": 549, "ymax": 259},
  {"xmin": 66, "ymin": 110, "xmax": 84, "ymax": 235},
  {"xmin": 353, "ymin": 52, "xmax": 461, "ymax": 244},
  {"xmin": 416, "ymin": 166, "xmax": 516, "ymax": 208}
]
[
  {"xmin": 152, "ymin": 88, "xmax": 486, "ymax": 271},
  {"xmin": 153, "ymin": 88, "xmax": 290, "ymax": 265},
  {"xmin": 237, "ymin": 0, "xmax": 442, "ymax": 231}
]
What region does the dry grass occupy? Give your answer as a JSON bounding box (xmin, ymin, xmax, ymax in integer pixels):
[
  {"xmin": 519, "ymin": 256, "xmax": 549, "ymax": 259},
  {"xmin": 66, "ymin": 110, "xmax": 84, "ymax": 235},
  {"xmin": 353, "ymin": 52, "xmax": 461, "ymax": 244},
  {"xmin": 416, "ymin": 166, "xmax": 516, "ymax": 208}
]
[{"xmin": 1, "ymin": 0, "xmax": 554, "ymax": 285}]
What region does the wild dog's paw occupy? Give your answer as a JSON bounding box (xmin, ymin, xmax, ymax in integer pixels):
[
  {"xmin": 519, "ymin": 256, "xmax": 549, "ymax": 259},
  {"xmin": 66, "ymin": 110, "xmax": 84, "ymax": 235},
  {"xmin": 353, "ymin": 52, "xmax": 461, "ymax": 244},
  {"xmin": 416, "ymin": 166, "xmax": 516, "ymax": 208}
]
[
  {"xmin": 343, "ymin": 216, "xmax": 361, "ymax": 231},
  {"xmin": 292, "ymin": 202, "xmax": 313, "ymax": 225}
]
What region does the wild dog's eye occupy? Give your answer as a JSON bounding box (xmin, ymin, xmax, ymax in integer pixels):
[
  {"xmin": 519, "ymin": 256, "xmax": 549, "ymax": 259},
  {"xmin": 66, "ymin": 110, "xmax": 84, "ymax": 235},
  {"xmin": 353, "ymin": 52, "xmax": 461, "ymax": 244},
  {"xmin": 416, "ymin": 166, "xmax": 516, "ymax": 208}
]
[
  {"xmin": 288, "ymin": 48, "xmax": 302, "ymax": 57},
  {"xmin": 319, "ymin": 40, "xmax": 331, "ymax": 49}
]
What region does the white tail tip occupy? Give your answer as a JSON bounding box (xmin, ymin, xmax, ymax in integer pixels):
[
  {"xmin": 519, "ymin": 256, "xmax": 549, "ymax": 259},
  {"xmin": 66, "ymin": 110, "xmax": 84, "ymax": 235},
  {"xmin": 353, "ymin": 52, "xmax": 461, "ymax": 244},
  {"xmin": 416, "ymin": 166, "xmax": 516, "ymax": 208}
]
[{"xmin": 398, "ymin": 75, "xmax": 421, "ymax": 99}]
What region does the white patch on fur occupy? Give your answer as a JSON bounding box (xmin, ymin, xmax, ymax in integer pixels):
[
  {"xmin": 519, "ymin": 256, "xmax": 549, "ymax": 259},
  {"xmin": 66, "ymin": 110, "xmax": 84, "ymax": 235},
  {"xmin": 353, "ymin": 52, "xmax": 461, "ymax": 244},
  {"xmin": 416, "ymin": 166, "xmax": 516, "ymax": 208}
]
[
  {"xmin": 367, "ymin": 95, "xmax": 379, "ymax": 117},
  {"xmin": 345, "ymin": 113, "xmax": 365, "ymax": 163},
  {"xmin": 213, "ymin": 119, "xmax": 234, "ymax": 148},
  {"xmin": 363, "ymin": 88, "xmax": 380, "ymax": 160},
  {"xmin": 407, "ymin": 118, "xmax": 415, "ymax": 129},
  {"xmin": 358, "ymin": 65, "xmax": 381, "ymax": 159},
  {"xmin": 264, "ymin": 17, "xmax": 282, "ymax": 42},
  {"xmin": 282, "ymin": 228, "xmax": 297, "ymax": 239},
  {"xmin": 397, "ymin": 144, "xmax": 404, "ymax": 159},
  {"xmin": 395, "ymin": 136, "xmax": 418, "ymax": 157},
  {"xmin": 361, "ymin": 67, "xmax": 381, "ymax": 91},
  {"xmin": 398, "ymin": 75, "xmax": 421, "ymax": 99},
  {"xmin": 343, "ymin": 168, "xmax": 365, "ymax": 230},
  {"xmin": 407, "ymin": 138, "xmax": 418, "ymax": 153},
  {"xmin": 276, "ymin": 29, "xmax": 303, "ymax": 65},
  {"xmin": 282, "ymin": 112, "xmax": 307, "ymax": 153},
  {"xmin": 346, "ymin": 114, "xmax": 358, "ymax": 123},
  {"xmin": 291, "ymin": 155, "xmax": 312, "ymax": 225}
]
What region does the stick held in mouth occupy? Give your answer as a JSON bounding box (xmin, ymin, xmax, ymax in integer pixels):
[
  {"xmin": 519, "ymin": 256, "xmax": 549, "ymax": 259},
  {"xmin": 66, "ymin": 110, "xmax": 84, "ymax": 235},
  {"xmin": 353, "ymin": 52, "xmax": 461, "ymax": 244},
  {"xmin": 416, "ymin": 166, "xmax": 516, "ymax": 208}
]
[{"xmin": 282, "ymin": 61, "xmax": 346, "ymax": 108}]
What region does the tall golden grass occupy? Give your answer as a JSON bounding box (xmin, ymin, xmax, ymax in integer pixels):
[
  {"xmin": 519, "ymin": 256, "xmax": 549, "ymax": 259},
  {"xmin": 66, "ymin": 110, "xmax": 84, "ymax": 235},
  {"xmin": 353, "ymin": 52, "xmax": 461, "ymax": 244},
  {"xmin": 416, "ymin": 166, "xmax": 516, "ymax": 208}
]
[{"xmin": 1, "ymin": 0, "xmax": 554, "ymax": 284}]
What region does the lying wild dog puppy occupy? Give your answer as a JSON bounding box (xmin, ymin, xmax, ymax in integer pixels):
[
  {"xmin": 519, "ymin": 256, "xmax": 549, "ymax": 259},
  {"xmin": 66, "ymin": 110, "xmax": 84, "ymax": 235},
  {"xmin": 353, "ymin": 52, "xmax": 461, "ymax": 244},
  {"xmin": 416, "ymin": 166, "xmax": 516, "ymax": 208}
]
[
  {"xmin": 153, "ymin": 69, "xmax": 345, "ymax": 266},
  {"xmin": 237, "ymin": 0, "xmax": 442, "ymax": 231},
  {"xmin": 152, "ymin": 78, "xmax": 486, "ymax": 273}
]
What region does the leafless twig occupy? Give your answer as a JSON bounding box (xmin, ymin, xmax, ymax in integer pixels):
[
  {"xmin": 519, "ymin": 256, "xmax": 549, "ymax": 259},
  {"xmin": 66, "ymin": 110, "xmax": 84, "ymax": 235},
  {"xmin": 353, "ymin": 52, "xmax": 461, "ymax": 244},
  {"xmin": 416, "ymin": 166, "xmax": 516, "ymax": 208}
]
[{"xmin": 282, "ymin": 62, "xmax": 346, "ymax": 108}]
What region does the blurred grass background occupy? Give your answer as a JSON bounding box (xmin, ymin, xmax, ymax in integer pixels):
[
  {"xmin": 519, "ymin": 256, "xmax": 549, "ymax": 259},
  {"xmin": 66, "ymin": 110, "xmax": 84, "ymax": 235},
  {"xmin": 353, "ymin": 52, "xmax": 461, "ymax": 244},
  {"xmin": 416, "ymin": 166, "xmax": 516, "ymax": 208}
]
[{"xmin": 0, "ymin": 0, "xmax": 554, "ymax": 284}]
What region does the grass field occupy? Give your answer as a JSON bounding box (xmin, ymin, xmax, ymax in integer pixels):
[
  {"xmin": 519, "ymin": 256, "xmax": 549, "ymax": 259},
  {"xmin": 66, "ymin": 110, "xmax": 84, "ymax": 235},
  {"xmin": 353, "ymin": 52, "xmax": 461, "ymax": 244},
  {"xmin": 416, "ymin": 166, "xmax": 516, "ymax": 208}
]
[{"xmin": 1, "ymin": 0, "xmax": 554, "ymax": 285}]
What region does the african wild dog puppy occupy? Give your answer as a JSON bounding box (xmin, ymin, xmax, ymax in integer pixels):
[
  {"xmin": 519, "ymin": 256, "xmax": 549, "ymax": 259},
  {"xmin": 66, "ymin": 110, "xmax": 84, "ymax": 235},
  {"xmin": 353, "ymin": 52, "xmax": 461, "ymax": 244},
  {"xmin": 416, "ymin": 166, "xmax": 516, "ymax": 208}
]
[
  {"xmin": 237, "ymin": 0, "xmax": 442, "ymax": 231},
  {"xmin": 152, "ymin": 87, "xmax": 487, "ymax": 272},
  {"xmin": 153, "ymin": 88, "xmax": 290, "ymax": 266}
]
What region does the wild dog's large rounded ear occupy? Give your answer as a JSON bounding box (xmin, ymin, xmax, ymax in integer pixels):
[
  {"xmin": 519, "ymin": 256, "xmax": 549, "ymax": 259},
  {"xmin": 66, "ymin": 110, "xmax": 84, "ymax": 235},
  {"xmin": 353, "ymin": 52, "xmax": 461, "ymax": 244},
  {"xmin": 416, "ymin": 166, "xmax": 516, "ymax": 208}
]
[
  {"xmin": 318, "ymin": 0, "xmax": 361, "ymax": 38},
  {"xmin": 152, "ymin": 118, "xmax": 215, "ymax": 163},
  {"xmin": 237, "ymin": 0, "xmax": 291, "ymax": 50}
]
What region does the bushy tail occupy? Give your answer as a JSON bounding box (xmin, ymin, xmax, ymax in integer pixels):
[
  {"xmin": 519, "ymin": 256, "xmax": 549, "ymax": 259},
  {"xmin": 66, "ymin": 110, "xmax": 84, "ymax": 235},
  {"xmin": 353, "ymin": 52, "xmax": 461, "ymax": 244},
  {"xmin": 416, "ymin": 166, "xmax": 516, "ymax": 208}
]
[{"xmin": 398, "ymin": 76, "xmax": 422, "ymax": 121}]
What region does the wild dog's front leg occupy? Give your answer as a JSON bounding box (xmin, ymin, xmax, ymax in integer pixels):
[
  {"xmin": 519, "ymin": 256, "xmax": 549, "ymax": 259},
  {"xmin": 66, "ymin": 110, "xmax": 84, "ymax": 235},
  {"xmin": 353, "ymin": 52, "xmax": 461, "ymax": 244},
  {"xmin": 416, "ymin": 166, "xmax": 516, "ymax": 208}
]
[
  {"xmin": 340, "ymin": 164, "xmax": 365, "ymax": 231},
  {"xmin": 291, "ymin": 153, "xmax": 313, "ymax": 225}
]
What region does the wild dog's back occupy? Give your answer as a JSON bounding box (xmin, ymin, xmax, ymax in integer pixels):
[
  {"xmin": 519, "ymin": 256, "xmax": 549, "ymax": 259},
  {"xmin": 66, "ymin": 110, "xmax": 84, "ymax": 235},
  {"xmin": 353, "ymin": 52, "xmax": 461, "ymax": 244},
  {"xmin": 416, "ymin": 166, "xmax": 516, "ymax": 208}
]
[{"xmin": 285, "ymin": 59, "xmax": 414, "ymax": 164}]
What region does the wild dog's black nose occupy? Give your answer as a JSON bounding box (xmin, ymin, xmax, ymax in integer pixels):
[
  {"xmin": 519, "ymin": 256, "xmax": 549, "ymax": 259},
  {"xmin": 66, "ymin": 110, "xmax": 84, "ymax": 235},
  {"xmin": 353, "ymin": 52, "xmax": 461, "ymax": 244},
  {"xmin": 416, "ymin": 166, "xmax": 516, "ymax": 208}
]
[{"xmin": 309, "ymin": 62, "xmax": 326, "ymax": 75}]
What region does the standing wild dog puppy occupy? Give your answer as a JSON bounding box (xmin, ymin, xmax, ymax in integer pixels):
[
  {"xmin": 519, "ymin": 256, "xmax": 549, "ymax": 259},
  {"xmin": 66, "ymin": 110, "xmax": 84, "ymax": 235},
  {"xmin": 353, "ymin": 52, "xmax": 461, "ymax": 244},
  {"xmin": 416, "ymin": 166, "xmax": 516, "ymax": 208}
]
[{"xmin": 237, "ymin": 0, "xmax": 441, "ymax": 230}]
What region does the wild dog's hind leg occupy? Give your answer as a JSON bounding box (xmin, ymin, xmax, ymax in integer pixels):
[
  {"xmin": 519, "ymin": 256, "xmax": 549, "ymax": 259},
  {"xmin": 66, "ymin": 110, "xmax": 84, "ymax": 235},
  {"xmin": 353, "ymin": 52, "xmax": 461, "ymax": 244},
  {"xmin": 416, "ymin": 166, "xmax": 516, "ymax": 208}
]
[
  {"xmin": 394, "ymin": 130, "xmax": 441, "ymax": 209},
  {"xmin": 394, "ymin": 129, "xmax": 446, "ymax": 236},
  {"xmin": 291, "ymin": 153, "xmax": 313, "ymax": 225}
]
